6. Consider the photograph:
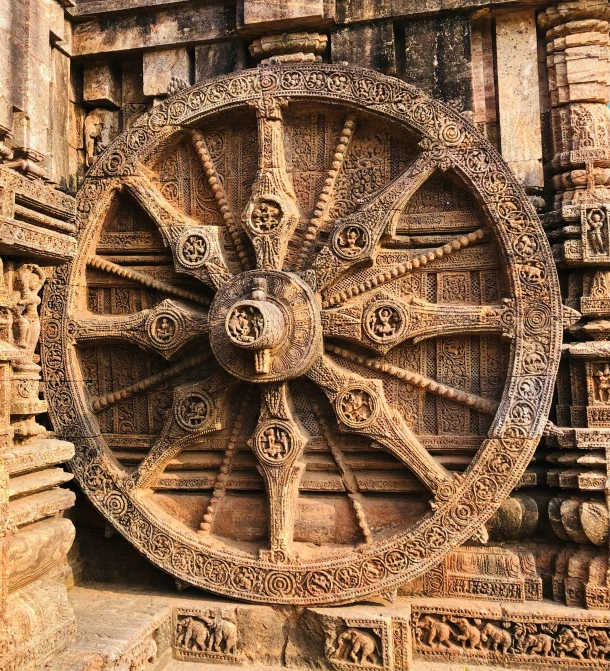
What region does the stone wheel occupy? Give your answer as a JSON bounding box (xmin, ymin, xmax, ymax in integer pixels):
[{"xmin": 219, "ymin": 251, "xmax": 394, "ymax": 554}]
[{"xmin": 41, "ymin": 64, "xmax": 564, "ymax": 605}]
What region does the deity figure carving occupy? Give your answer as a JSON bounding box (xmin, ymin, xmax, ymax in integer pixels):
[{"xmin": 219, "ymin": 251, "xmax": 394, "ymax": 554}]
[
  {"xmin": 11, "ymin": 264, "xmax": 45, "ymax": 364},
  {"xmin": 367, "ymin": 306, "xmax": 400, "ymax": 341},
  {"xmin": 336, "ymin": 225, "xmax": 367, "ymax": 257},
  {"xmin": 593, "ymin": 364, "xmax": 610, "ymax": 403},
  {"xmin": 258, "ymin": 425, "xmax": 291, "ymax": 461},
  {"xmin": 584, "ymin": 208, "xmax": 607, "ymax": 256}
]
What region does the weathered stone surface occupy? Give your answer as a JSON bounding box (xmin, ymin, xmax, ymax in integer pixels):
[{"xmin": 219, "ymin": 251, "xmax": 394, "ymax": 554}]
[
  {"xmin": 143, "ymin": 47, "xmax": 191, "ymax": 97},
  {"xmin": 331, "ymin": 20, "xmax": 396, "ymax": 74},
  {"xmin": 4, "ymin": 1, "xmax": 610, "ymax": 670},
  {"xmin": 402, "ymin": 14, "xmax": 473, "ymax": 110},
  {"xmin": 83, "ymin": 62, "xmax": 121, "ymax": 108},
  {"xmin": 72, "ymin": 5, "xmax": 235, "ymax": 56},
  {"xmin": 242, "ymin": 0, "xmax": 325, "ymax": 28},
  {"xmin": 195, "ymin": 42, "xmax": 247, "ymax": 81},
  {"xmin": 495, "ymin": 11, "xmax": 544, "ymax": 191}
]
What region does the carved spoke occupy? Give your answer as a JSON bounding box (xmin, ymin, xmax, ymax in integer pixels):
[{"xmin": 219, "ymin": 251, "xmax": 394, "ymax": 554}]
[
  {"xmin": 322, "ymin": 228, "xmax": 487, "ymax": 309},
  {"xmin": 306, "ymin": 354, "xmax": 452, "ymax": 498},
  {"xmin": 88, "ymin": 255, "xmax": 210, "ymax": 307},
  {"xmin": 326, "ymin": 343, "xmax": 498, "ymax": 415},
  {"xmin": 122, "ymin": 170, "xmax": 232, "ymax": 289},
  {"xmin": 191, "ymin": 130, "xmax": 252, "ymax": 271},
  {"xmin": 89, "ymin": 351, "xmax": 213, "ymax": 412},
  {"xmin": 297, "ymin": 114, "xmax": 357, "ymax": 269},
  {"xmin": 307, "ymin": 152, "xmax": 442, "ymax": 293},
  {"xmin": 323, "ymin": 295, "xmax": 514, "ymax": 354},
  {"xmin": 198, "ymin": 388, "xmax": 254, "ymax": 535},
  {"xmin": 74, "ymin": 299, "xmax": 208, "ymax": 360},
  {"xmin": 132, "ymin": 369, "xmax": 234, "ymax": 489},
  {"xmin": 242, "ymin": 97, "xmax": 300, "ymax": 271},
  {"xmin": 310, "ymin": 397, "xmax": 372, "ymax": 545},
  {"xmin": 248, "ymin": 382, "xmax": 310, "ymax": 563}
]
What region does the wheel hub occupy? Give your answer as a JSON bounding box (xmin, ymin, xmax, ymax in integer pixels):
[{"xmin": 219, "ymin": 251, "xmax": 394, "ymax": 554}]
[{"xmin": 209, "ymin": 270, "xmax": 322, "ymax": 383}]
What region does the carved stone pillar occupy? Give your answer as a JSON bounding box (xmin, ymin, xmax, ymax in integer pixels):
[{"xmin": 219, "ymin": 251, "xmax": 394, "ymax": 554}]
[
  {"xmin": 540, "ymin": 1, "xmax": 610, "ymax": 609},
  {"xmin": 0, "ymin": 165, "xmax": 78, "ymax": 670}
]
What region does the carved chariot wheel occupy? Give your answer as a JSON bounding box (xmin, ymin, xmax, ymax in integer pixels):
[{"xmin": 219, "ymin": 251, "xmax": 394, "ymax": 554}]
[{"xmin": 42, "ymin": 64, "xmax": 564, "ymax": 605}]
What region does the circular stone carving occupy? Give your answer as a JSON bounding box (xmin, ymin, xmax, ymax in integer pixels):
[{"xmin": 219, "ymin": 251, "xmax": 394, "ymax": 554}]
[
  {"xmin": 42, "ymin": 64, "xmax": 562, "ymax": 606},
  {"xmin": 363, "ymin": 302, "xmax": 407, "ymax": 344},
  {"xmin": 250, "ymin": 199, "xmax": 283, "ymax": 234},
  {"xmin": 177, "ymin": 232, "xmax": 208, "ymax": 267},
  {"xmin": 175, "ymin": 392, "xmax": 210, "ymax": 431},
  {"xmin": 253, "ymin": 420, "xmax": 294, "ymax": 464},
  {"xmin": 332, "ymin": 223, "xmax": 370, "ymax": 259},
  {"xmin": 337, "ymin": 387, "xmax": 378, "ymax": 427},
  {"xmin": 149, "ymin": 314, "xmax": 178, "ymax": 345}
]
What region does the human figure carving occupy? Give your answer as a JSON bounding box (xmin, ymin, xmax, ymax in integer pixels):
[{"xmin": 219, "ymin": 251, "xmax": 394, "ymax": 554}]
[
  {"xmin": 480, "ymin": 622, "xmax": 512, "ymax": 654},
  {"xmin": 594, "ymin": 364, "xmax": 610, "ymax": 403},
  {"xmin": 330, "ymin": 628, "xmax": 380, "ymax": 666},
  {"xmin": 340, "ymin": 390, "xmax": 373, "ymax": 423},
  {"xmin": 12, "ymin": 264, "xmax": 45, "ymax": 360},
  {"xmin": 585, "ymin": 209, "xmax": 607, "ymax": 255},
  {"xmin": 338, "ymin": 226, "xmax": 366, "ymax": 256},
  {"xmin": 589, "ymin": 629, "xmax": 610, "ymax": 659},
  {"xmin": 84, "ymin": 109, "xmax": 107, "ymax": 167}
]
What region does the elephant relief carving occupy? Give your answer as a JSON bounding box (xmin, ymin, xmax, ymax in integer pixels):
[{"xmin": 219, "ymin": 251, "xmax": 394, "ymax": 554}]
[
  {"xmin": 176, "ymin": 612, "xmax": 238, "ymax": 656},
  {"xmin": 328, "ymin": 627, "xmax": 382, "ymax": 667}
]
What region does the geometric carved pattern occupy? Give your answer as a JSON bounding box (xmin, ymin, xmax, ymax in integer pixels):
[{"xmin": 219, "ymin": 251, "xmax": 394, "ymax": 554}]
[{"xmin": 41, "ymin": 64, "xmax": 565, "ymax": 605}]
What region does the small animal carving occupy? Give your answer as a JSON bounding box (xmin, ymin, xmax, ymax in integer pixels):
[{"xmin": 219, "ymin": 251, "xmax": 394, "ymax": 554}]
[
  {"xmin": 330, "ymin": 628, "xmax": 381, "ymax": 666},
  {"xmin": 450, "ymin": 617, "xmax": 483, "ymax": 650},
  {"xmin": 418, "ymin": 616, "xmax": 459, "ymax": 651},
  {"xmin": 523, "ymin": 632, "xmax": 554, "ymax": 656},
  {"xmin": 556, "ymin": 627, "xmax": 586, "ymax": 660},
  {"xmin": 480, "ymin": 622, "xmax": 512, "ymax": 654},
  {"xmin": 178, "ymin": 617, "xmax": 210, "ymax": 651}
]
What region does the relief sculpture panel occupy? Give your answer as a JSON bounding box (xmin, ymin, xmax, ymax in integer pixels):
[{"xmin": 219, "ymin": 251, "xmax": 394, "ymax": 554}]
[{"xmin": 40, "ymin": 64, "xmax": 568, "ymax": 605}]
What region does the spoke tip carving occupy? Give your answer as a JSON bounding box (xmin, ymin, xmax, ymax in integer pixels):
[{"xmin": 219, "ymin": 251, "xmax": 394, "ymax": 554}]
[
  {"xmin": 298, "ymin": 114, "xmax": 357, "ymax": 269},
  {"xmin": 190, "ymin": 130, "xmax": 252, "ymax": 270}
]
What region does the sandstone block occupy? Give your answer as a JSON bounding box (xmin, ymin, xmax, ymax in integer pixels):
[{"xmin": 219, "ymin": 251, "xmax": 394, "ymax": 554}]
[
  {"xmin": 143, "ymin": 48, "xmax": 190, "ymax": 97},
  {"xmin": 495, "ymin": 11, "xmax": 544, "ymax": 190},
  {"xmin": 242, "ymin": 0, "xmax": 325, "ymax": 28},
  {"xmin": 83, "ymin": 62, "xmax": 121, "ymax": 108},
  {"xmin": 195, "ymin": 42, "xmax": 247, "ymax": 82},
  {"xmin": 4, "ymin": 517, "xmax": 75, "ymax": 593},
  {"xmin": 331, "ymin": 21, "xmax": 396, "ymax": 74}
]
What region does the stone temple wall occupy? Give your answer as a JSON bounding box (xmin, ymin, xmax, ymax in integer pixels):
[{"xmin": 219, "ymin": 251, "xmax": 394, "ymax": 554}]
[{"xmin": 1, "ymin": 0, "xmax": 610, "ymax": 670}]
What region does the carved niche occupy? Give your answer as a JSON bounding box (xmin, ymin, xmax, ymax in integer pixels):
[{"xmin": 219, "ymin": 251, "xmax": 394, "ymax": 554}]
[{"xmin": 41, "ymin": 64, "xmax": 565, "ymax": 605}]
